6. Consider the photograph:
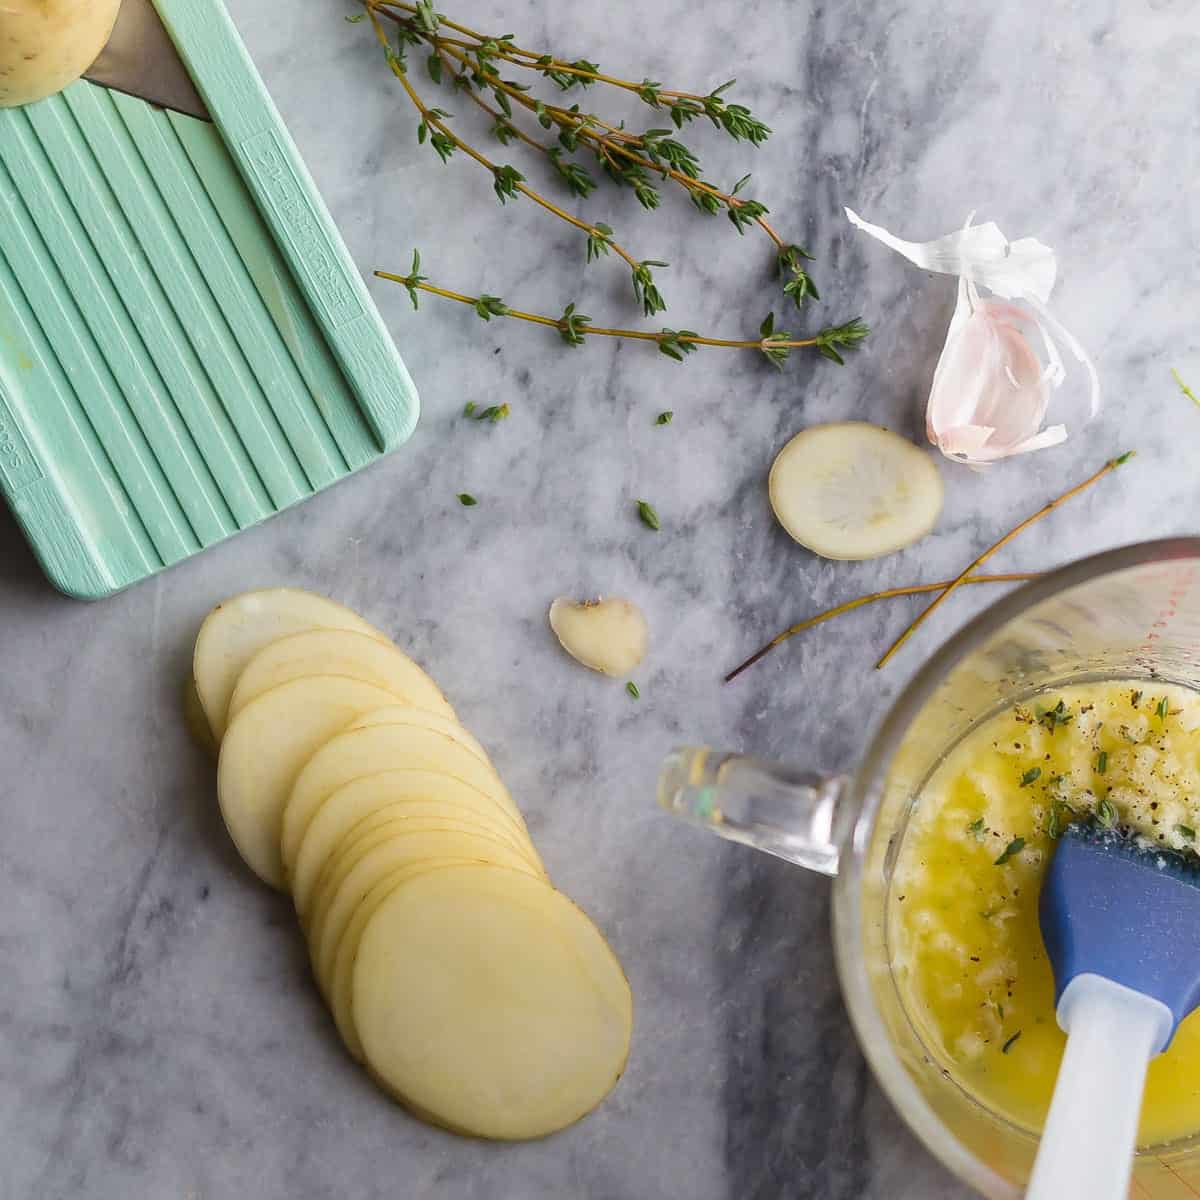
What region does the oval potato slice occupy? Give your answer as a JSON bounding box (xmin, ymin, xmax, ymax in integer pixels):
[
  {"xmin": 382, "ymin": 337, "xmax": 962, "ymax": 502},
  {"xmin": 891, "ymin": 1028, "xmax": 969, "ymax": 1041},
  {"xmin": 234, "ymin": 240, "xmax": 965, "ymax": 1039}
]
[
  {"xmin": 768, "ymin": 422, "xmax": 943, "ymax": 561},
  {"xmin": 327, "ymin": 863, "xmax": 471, "ymax": 1054},
  {"xmin": 218, "ymin": 676, "xmax": 396, "ymax": 889},
  {"xmin": 309, "ymin": 825, "xmax": 543, "ymax": 1001},
  {"xmin": 194, "ymin": 588, "xmax": 388, "ymax": 740},
  {"xmin": 281, "ymin": 712, "xmax": 497, "ymax": 875},
  {"xmin": 353, "ymin": 865, "xmax": 632, "ymax": 1139},
  {"xmin": 227, "ymin": 630, "xmax": 455, "ymax": 726}
]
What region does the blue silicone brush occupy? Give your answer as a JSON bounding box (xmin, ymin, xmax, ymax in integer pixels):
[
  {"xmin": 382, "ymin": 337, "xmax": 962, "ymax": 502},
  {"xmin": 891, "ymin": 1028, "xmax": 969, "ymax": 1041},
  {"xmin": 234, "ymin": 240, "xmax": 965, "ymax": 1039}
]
[{"xmin": 1028, "ymin": 822, "xmax": 1200, "ymax": 1199}]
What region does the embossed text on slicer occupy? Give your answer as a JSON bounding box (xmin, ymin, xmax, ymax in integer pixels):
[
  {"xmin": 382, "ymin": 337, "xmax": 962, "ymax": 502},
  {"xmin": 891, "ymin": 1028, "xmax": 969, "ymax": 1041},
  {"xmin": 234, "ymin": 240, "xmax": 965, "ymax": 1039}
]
[
  {"xmin": 0, "ymin": 389, "xmax": 44, "ymax": 493},
  {"xmin": 241, "ymin": 130, "xmax": 365, "ymax": 331}
]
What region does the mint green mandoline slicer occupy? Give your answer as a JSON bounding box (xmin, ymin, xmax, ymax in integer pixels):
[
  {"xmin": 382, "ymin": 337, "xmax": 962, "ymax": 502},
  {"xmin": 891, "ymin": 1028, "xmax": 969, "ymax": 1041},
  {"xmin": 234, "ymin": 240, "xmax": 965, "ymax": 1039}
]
[{"xmin": 0, "ymin": 0, "xmax": 418, "ymax": 599}]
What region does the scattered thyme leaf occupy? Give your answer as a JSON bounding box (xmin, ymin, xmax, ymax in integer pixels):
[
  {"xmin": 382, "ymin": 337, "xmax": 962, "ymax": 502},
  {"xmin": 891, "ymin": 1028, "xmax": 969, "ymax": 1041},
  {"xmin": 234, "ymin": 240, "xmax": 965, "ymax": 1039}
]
[
  {"xmin": 1178, "ymin": 824, "xmax": 1196, "ymax": 841},
  {"xmin": 1001, "ymin": 1031, "xmax": 1022, "ymax": 1054},
  {"xmin": 968, "ymin": 817, "xmax": 986, "ymax": 840},
  {"xmin": 1037, "ymin": 699, "xmax": 1073, "ymax": 733},
  {"xmin": 656, "ymin": 411, "xmax": 674, "ymax": 425},
  {"xmin": 1096, "ymin": 796, "xmax": 1117, "ymax": 828},
  {"xmin": 1020, "ymin": 767, "xmax": 1041, "ymax": 788},
  {"xmin": 1157, "ymin": 696, "xmax": 1170, "ymax": 720},
  {"xmin": 626, "ymin": 681, "xmax": 640, "ymax": 699},
  {"xmin": 457, "ymin": 492, "xmax": 478, "ymax": 507},
  {"xmin": 475, "ymin": 403, "xmax": 510, "ymax": 422},
  {"xmin": 995, "ymin": 837, "xmax": 1025, "ymax": 866},
  {"xmin": 636, "ymin": 500, "xmax": 661, "ymax": 531},
  {"xmin": 1097, "ymin": 751, "xmax": 1108, "ymax": 775}
]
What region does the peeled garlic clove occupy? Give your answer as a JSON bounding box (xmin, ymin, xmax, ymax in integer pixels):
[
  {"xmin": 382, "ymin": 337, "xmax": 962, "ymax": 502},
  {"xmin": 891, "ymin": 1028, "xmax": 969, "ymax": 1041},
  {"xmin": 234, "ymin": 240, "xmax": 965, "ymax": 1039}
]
[{"xmin": 549, "ymin": 598, "xmax": 648, "ymax": 677}]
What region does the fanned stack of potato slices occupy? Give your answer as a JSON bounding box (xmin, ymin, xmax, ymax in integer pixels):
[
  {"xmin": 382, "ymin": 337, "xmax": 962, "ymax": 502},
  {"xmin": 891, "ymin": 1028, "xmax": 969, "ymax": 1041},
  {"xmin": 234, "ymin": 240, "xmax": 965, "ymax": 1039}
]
[{"xmin": 188, "ymin": 588, "xmax": 632, "ymax": 1141}]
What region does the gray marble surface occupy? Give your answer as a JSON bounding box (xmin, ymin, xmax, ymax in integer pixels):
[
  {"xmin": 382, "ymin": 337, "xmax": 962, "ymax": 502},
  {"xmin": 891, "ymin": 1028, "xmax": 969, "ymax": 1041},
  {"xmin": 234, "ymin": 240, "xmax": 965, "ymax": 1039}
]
[{"xmin": 2, "ymin": 2, "xmax": 1198, "ymax": 1198}]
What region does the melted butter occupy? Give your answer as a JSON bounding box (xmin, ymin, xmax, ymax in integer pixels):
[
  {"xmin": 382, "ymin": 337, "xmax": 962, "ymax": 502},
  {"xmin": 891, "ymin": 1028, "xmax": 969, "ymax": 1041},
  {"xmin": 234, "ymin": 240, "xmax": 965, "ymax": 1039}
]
[{"xmin": 890, "ymin": 680, "xmax": 1200, "ymax": 1148}]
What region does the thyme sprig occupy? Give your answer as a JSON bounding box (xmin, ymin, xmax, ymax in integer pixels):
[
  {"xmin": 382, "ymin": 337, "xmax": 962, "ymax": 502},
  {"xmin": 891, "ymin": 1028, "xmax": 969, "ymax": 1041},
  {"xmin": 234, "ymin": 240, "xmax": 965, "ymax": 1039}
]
[
  {"xmin": 362, "ymin": 6, "xmax": 666, "ymax": 313},
  {"xmin": 377, "ymin": 254, "xmax": 868, "ymax": 371},
  {"xmin": 361, "ymin": 1, "xmax": 820, "ymax": 310}
]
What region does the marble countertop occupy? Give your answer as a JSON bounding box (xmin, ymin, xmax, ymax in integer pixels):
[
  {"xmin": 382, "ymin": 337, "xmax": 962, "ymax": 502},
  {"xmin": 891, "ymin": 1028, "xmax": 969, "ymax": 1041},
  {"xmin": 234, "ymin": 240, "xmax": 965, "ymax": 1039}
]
[{"xmin": 2, "ymin": 2, "xmax": 1198, "ymax": 1197}]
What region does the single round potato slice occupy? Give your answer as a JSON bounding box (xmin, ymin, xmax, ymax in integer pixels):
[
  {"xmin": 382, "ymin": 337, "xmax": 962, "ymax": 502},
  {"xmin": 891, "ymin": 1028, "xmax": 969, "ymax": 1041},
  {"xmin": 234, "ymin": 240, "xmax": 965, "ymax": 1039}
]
[
  {"xmin": 353, "ymin": 865, "xmax": 633, "ymax": 1140},
  {"xmin": 217, "ymin": 676, "xmax": 396, "ymax": 889},
  {"xmin": 327, "ymin": 864, "xmax": 470, "ymax": 1055},
  {"xmin": 309, "ymin": 825, "xmax": 543, "ymax": 1001},
  {"xmin": 227, "ymin": 630, "xmax": 455, "ymax": 725},
  {"xmin": 290, "ymin": 740, "xmax": 523, "ymax": 917},
  {"xmin": 281, "ymin": 710, "xmax": 497, "ymax": 876},
  {"xmin": 768, "ymin": 422, "xmax": 944, "ymax": 560},
  {"xmin": 194, "ymin": 588, "xmax": 388, "ymax": 741}
]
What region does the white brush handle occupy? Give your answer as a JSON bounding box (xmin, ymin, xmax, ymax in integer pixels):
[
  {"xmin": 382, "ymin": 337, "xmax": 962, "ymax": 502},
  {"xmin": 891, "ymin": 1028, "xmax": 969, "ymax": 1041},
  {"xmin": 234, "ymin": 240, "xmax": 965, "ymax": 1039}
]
[{"xmin": 1027, "ymin": 975, "xmax": 1173, "ymax": 1200}]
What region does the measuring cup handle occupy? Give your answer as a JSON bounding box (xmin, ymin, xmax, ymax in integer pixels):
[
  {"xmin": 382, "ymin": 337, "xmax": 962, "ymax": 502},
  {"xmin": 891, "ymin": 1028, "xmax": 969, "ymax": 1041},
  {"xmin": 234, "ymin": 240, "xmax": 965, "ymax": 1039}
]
[{"xmin": 657, "ymin": 747, "xmax": 854, "ymax": 876}]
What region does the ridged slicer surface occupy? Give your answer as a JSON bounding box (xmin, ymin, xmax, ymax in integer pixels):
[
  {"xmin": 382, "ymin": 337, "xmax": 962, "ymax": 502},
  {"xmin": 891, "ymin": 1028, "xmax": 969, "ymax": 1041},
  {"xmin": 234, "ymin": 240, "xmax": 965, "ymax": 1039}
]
[{"xmin": 0, "ymin": 2, "xmax": 417, "ymax": 598}]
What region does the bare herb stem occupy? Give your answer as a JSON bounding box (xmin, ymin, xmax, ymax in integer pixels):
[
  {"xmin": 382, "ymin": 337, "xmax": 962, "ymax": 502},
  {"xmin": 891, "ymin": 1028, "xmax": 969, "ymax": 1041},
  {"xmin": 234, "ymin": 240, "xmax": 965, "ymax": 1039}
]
[
  {"xmin": 725, "ymin": 574, "xmax": 1039, "ymax": 683},
  {"xmin": 875, "ymin": 453, "xmax": 1136, "ymax": 670}
]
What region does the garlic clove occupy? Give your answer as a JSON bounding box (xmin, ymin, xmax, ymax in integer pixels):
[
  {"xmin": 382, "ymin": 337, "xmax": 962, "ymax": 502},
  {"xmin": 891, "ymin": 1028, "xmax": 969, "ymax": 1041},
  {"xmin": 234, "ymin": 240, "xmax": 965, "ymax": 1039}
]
[
  {"xmin": 847, "ymin": 209, "xmax": 1100, "ymax": 466},
  {"xmin": 549, "ymin": 598, "xmax": 648, "ymax": 677}
]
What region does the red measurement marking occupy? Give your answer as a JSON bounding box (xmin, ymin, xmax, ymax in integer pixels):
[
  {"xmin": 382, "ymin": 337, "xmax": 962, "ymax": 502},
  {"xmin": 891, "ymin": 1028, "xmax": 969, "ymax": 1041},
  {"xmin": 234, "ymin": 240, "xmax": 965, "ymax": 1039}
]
[{"xmin": 1135, "ymin": 564, "xmax": 1198, "ymax": 668}]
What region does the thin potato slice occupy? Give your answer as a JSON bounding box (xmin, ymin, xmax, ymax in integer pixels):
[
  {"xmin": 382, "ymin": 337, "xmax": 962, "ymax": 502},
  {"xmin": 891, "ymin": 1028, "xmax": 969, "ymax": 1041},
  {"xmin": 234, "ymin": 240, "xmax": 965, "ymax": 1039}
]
[
  {"xmin": 305, "ymin": 786, "xmax": 542, "ymax": 913},
  {"xmin": 768, "ymin": 422, "xmax": 944, "ymax": 561},
  {"xmin": 227, "ymin": 630, "xmax": 455, "ymax": 725},
  {"xmin": 183, "ymin": 676, "xmax": 218, "ymax": 759},
  {"xmin": 218, "ymin": 676, "xmax": 396, "ymax": 889},
  {"xmin": 353, "ymin": 865, "xmax": 632, "ymax": 1139},
  {"xmin": 290, "ymin": 746, "xmax": 523, "ymax": 916},
  {"xmin": 194, "ymin": 588, "xmax": 388, "ymax": 740},
  {"xmin": 281, "ymin": 712, "xmax": 497, "ymax": 875},
  {"xmin": 325, "ymin": 863, "xmax": 471, "ymax": 1052},
  {"xmin": 309, "ymin": 826, "xmax": 542, "ymax": 1001}
]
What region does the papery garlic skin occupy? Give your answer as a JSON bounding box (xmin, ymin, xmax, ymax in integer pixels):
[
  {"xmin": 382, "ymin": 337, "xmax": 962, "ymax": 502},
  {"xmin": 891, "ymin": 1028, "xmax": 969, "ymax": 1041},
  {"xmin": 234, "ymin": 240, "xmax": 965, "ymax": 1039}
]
[{"xmin": 846, "ymin": 208, "xmax": 1099, "ymax": 466}]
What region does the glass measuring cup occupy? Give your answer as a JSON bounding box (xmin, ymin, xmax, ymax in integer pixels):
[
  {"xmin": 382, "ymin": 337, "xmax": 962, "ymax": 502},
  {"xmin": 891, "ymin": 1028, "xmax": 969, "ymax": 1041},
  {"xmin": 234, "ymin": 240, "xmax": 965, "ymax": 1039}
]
[{"xmin": 659, "ymin": 539, "xmax": 1200, "ymax": 1197}]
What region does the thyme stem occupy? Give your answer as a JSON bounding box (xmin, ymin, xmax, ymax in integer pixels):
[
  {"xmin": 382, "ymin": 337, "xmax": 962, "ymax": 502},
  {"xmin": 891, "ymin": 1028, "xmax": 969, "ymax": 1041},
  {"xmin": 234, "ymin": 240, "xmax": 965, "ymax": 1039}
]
[
  {"xmin": 725, "ymin": 574, "xmax": 1039, "ymax": 683},
  {"xmin": 875, "ymin": 453, "xmax": 1135, "ymax": 670},
  {"xmin": 375, "ymin": 270, "xmax": 829, "ymax": 351}
]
